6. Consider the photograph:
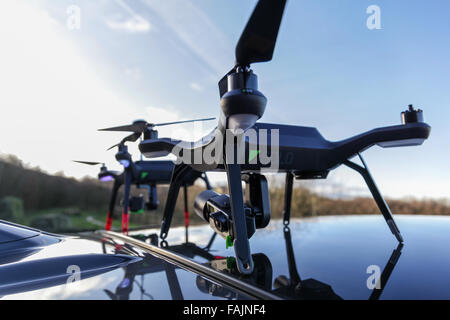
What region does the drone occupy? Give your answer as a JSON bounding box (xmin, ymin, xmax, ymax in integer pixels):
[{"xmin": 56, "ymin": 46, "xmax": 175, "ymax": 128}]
[
  {"xmin": 102, "ymin": 0, "xmax": 430, "ymax": 274},
  {"xmin": 75, "ymin": 126, "xmax": 212, "ymax": 234}
]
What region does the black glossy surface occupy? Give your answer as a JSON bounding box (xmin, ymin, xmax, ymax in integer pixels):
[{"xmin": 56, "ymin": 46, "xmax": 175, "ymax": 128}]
[
  {"xmin": 0, "ymin": 220, "xmax": 40, "ymax": 244},
  {"xmin": 1, "ymin": 215, "xmax": 450, "ymax": 299},
  {"xmin": 0, "ymin": 254, "xmax": 140, "ymax": 296}
]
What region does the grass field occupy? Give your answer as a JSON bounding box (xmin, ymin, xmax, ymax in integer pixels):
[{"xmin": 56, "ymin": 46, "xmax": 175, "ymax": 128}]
[{"xmin": 22, "ymin": 207, "xmax": 202, "ymax": 233}]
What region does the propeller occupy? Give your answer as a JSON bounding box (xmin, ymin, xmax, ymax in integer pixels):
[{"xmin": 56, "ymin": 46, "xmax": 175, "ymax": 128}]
[
  {"xmin": 218, "ymin": 0, "xmax": 287, "ymax": 97},
  {"xmin": 73, "ymin": 160, "xmax": 109, "ymax": 174},
  {"xmin": 73, "ymin": 160, "xmax": 104, "ymax": 166},
  {"xmin": 99, "ymin": 117, "xmax": 216, "ymax": 134},
  {"xmin": 74, "ymin": 160, "xmax": 119, "ymax": 182},
  {"xmin": 107, "ymin": 132, "xmax": 141, "ymax": 151},
  {"xmin": 235, "ymin": 0, "xmax": 287, "ymax": 66}
]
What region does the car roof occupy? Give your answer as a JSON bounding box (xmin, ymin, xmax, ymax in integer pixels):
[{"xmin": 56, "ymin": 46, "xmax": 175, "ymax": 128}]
[{"xmin": 1, "ymin": 215, "xmax": 450, "ymax": 299}]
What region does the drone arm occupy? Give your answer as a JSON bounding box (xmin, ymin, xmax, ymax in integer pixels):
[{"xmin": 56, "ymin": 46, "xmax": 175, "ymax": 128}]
[
  {"xmin": 139, "ymin": 129, "xmax": 221, "ymax": 171},
  {"xmin": 333, "ymin": 122, "xmax": 430, "ymax": 163},
  {"xmin": 139, "ymin": 138, "xmax": 187, "ymax": 158},
  {"xmin": 343, "ymin": 154, "xmax": 403, "ymax": 243}
]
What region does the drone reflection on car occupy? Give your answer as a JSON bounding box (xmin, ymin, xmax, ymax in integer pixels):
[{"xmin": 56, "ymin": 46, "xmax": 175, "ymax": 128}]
[
  {"xmin": 100, "ymin": 225, "xmax": 402, "ymax": 300},
  {"xmin": 100, "ymin": 231, "xmax": 218, "ymax": 300}
]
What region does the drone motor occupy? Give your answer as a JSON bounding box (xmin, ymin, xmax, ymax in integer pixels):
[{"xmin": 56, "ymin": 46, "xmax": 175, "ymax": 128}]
[{"xmin": 402, "ymin": 104, "xmax": 424, "ymax": 124}]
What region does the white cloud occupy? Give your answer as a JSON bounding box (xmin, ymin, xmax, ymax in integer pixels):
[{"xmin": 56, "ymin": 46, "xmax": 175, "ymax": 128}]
[
  {"xmin": 189, "ymin": 82, "xmax": 203, "ymax": 92},
  {"xmin": 105, "ymin": 15, "xmax": 151, "ymax": 33},
  {"xmin": 125, "ymin": 67, "xmax": 142, "ymax": 80},
  {"xmin": 0, "ymin": 1, "xmax": 145, "ymax": 179},
  {"xmin": 105, "ymin": 0, "xmax": 151, "ymax": 33},
  {"xmin": 141, "ymin": 0, "xmax": 232, "ymax": 76}
]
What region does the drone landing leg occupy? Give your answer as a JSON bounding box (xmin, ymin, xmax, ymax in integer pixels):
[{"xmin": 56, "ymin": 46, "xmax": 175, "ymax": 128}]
[
  {"xmin": 283, "ymin": 226, "xmax": 301, "ymax": 286},
  {"xmin": 183, "ymin": 184, "xmax": 189, "ymax": 244},
  {"xmin": 163, "ymin": 262, "xmax": 184, "ymax": 300},
  {"xmin": 283, "ymin": 173, "xmax": 294, "ymax": 226},
  {"xmin": 202, "ymin": 173, "xmax": 212, "ymax": 190},
  {"xmin": 225, "ymin": 161, "xmax": 254, "ymax": 274},
  {"xmin": 344, "ymin": 153, "xmax": 403, "ymax": 243},
  {"xmin": 122, "ymin": 171, "xmax": 132, "ymax": 235},
  {"xmin": 203, "ymin": 232, "xmax": 217, "ymax": 251},
  {"xmin": 369, "ymin": 242, "xmax": 403, "ymax": 300},
  {"xmin": 105, "ymin": 180, "xmax": 120, "ymax": 231},
  {"xmin": 160, "ymin": 164, "xmax": 191, "ymax": 240}
]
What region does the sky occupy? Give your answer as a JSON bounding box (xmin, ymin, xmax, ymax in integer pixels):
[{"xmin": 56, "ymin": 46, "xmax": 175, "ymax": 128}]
[{"xmin": 0, "ymin": 0, "xmax": 449, "ymax": 199}]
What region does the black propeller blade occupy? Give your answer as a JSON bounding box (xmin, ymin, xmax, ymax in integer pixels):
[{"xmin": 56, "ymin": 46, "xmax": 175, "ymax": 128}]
[
  {"xmin": 107, "ymin": 132, "xmax": 141, "ymax": 151},
  {"xmin": 73, "ymin": 160, "xmax": 104, "ymax": 166},
  {"xmin": 218, "ymin": 0, "xmax": 287, "ymax": 97},
  {"xmin": 99, "ymin": 117, "xmax": 216, "ymax": 134},
  {"xmin": 235, "ymin": 0, "xmax": 287, "ymax": 66},
  {"xmin": 107, "ymin": 144, "xmax": 121, "ymax": 151},
  {"xmin": 99, "ymin": 120, "xmax": 148, "ymax": 133},
  {"xmin": 153, "ymin": 118, "xmax": 216, "ymax": 128}
]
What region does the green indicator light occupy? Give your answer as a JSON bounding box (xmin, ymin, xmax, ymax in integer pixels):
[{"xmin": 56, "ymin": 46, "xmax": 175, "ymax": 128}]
[
  {"xmin": 226, "ymin": 256, "xmax": 236, "ymax": 269},
  {"xmin": 248, "ymin": 149, "xmax": 260, "ymax": 162},
  {"xmin": 134, "ymin": 234, "xmax": 146, "ymax": 240},
  {"xmin": 141, "ymin": 172, "xmax": 149, "ymax": 179},
  {"xmin": 225, "ymin": 235, "xmax": 233, "ymax": 249}
]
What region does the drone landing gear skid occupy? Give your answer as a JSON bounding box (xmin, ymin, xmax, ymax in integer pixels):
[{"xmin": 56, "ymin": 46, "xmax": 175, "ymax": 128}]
[
  {"xmin": 183, "ymin": 184, "xmax": 189, "ymax": 244},
  {"xmin": 105, "ymin": 179, "xmax": 121, "ymax": 231},
  {"xmin": 122, "ymin": 170, "xmax": 132, "ymax": 235},
  {"xmin": 369, "ymin": 242, "xmax": 403, "ymax": 300},
  {"xmin": 282, "ymin": 172, "xmax": 294, "ymax": 226},
  {"xmin": 163, "ymin": 262, "xmax": 184, "ymax": 300},
  {"xmin": 225, "ymin": 161, "xmax": 254, "ymax": 275},
  {"xmin": 202, "ymin": 173, "xmax": 212, "ymax": 190},
  {"xmin": 160, "ymin": 162, "xmax": 255, "ymax": 274},
  {"xmin": 343, "ymin": 153, "xmax": 403, "ymax": 243},
  {"xmin": 160, "ymin": 164, "xmax": 212, "ymax": 241},
  {"xmin": 282, "ymin": 153, "xmax": 403, "ymax": 242},
  {"xmin": 160, "ymin": 164, "xmax": 193, "ymax": 240}
]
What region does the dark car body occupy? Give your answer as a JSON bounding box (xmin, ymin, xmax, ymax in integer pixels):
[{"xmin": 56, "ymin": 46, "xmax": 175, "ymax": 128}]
[{"xmin": 1, "ymin": 215, "xmax": 450, "ymax": 300}]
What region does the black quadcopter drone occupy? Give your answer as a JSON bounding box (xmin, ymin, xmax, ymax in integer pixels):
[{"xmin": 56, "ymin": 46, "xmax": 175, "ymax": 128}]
[
  {"xmin": 75, "ymin": 127, "xmax": 212, "ymax": 234},
  {"xmin": 101, "ymin": 0, "xmax": 431, "ymax": 274}
]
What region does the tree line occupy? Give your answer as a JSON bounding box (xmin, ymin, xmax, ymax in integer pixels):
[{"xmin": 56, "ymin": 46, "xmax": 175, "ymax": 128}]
[
  {"xmin": 0, "ymin": 154, "xmax": 110, "ymax": 211},
  {"xmin": 0, "ymin": 154, "xmax": 449, "ymax": 228}
]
